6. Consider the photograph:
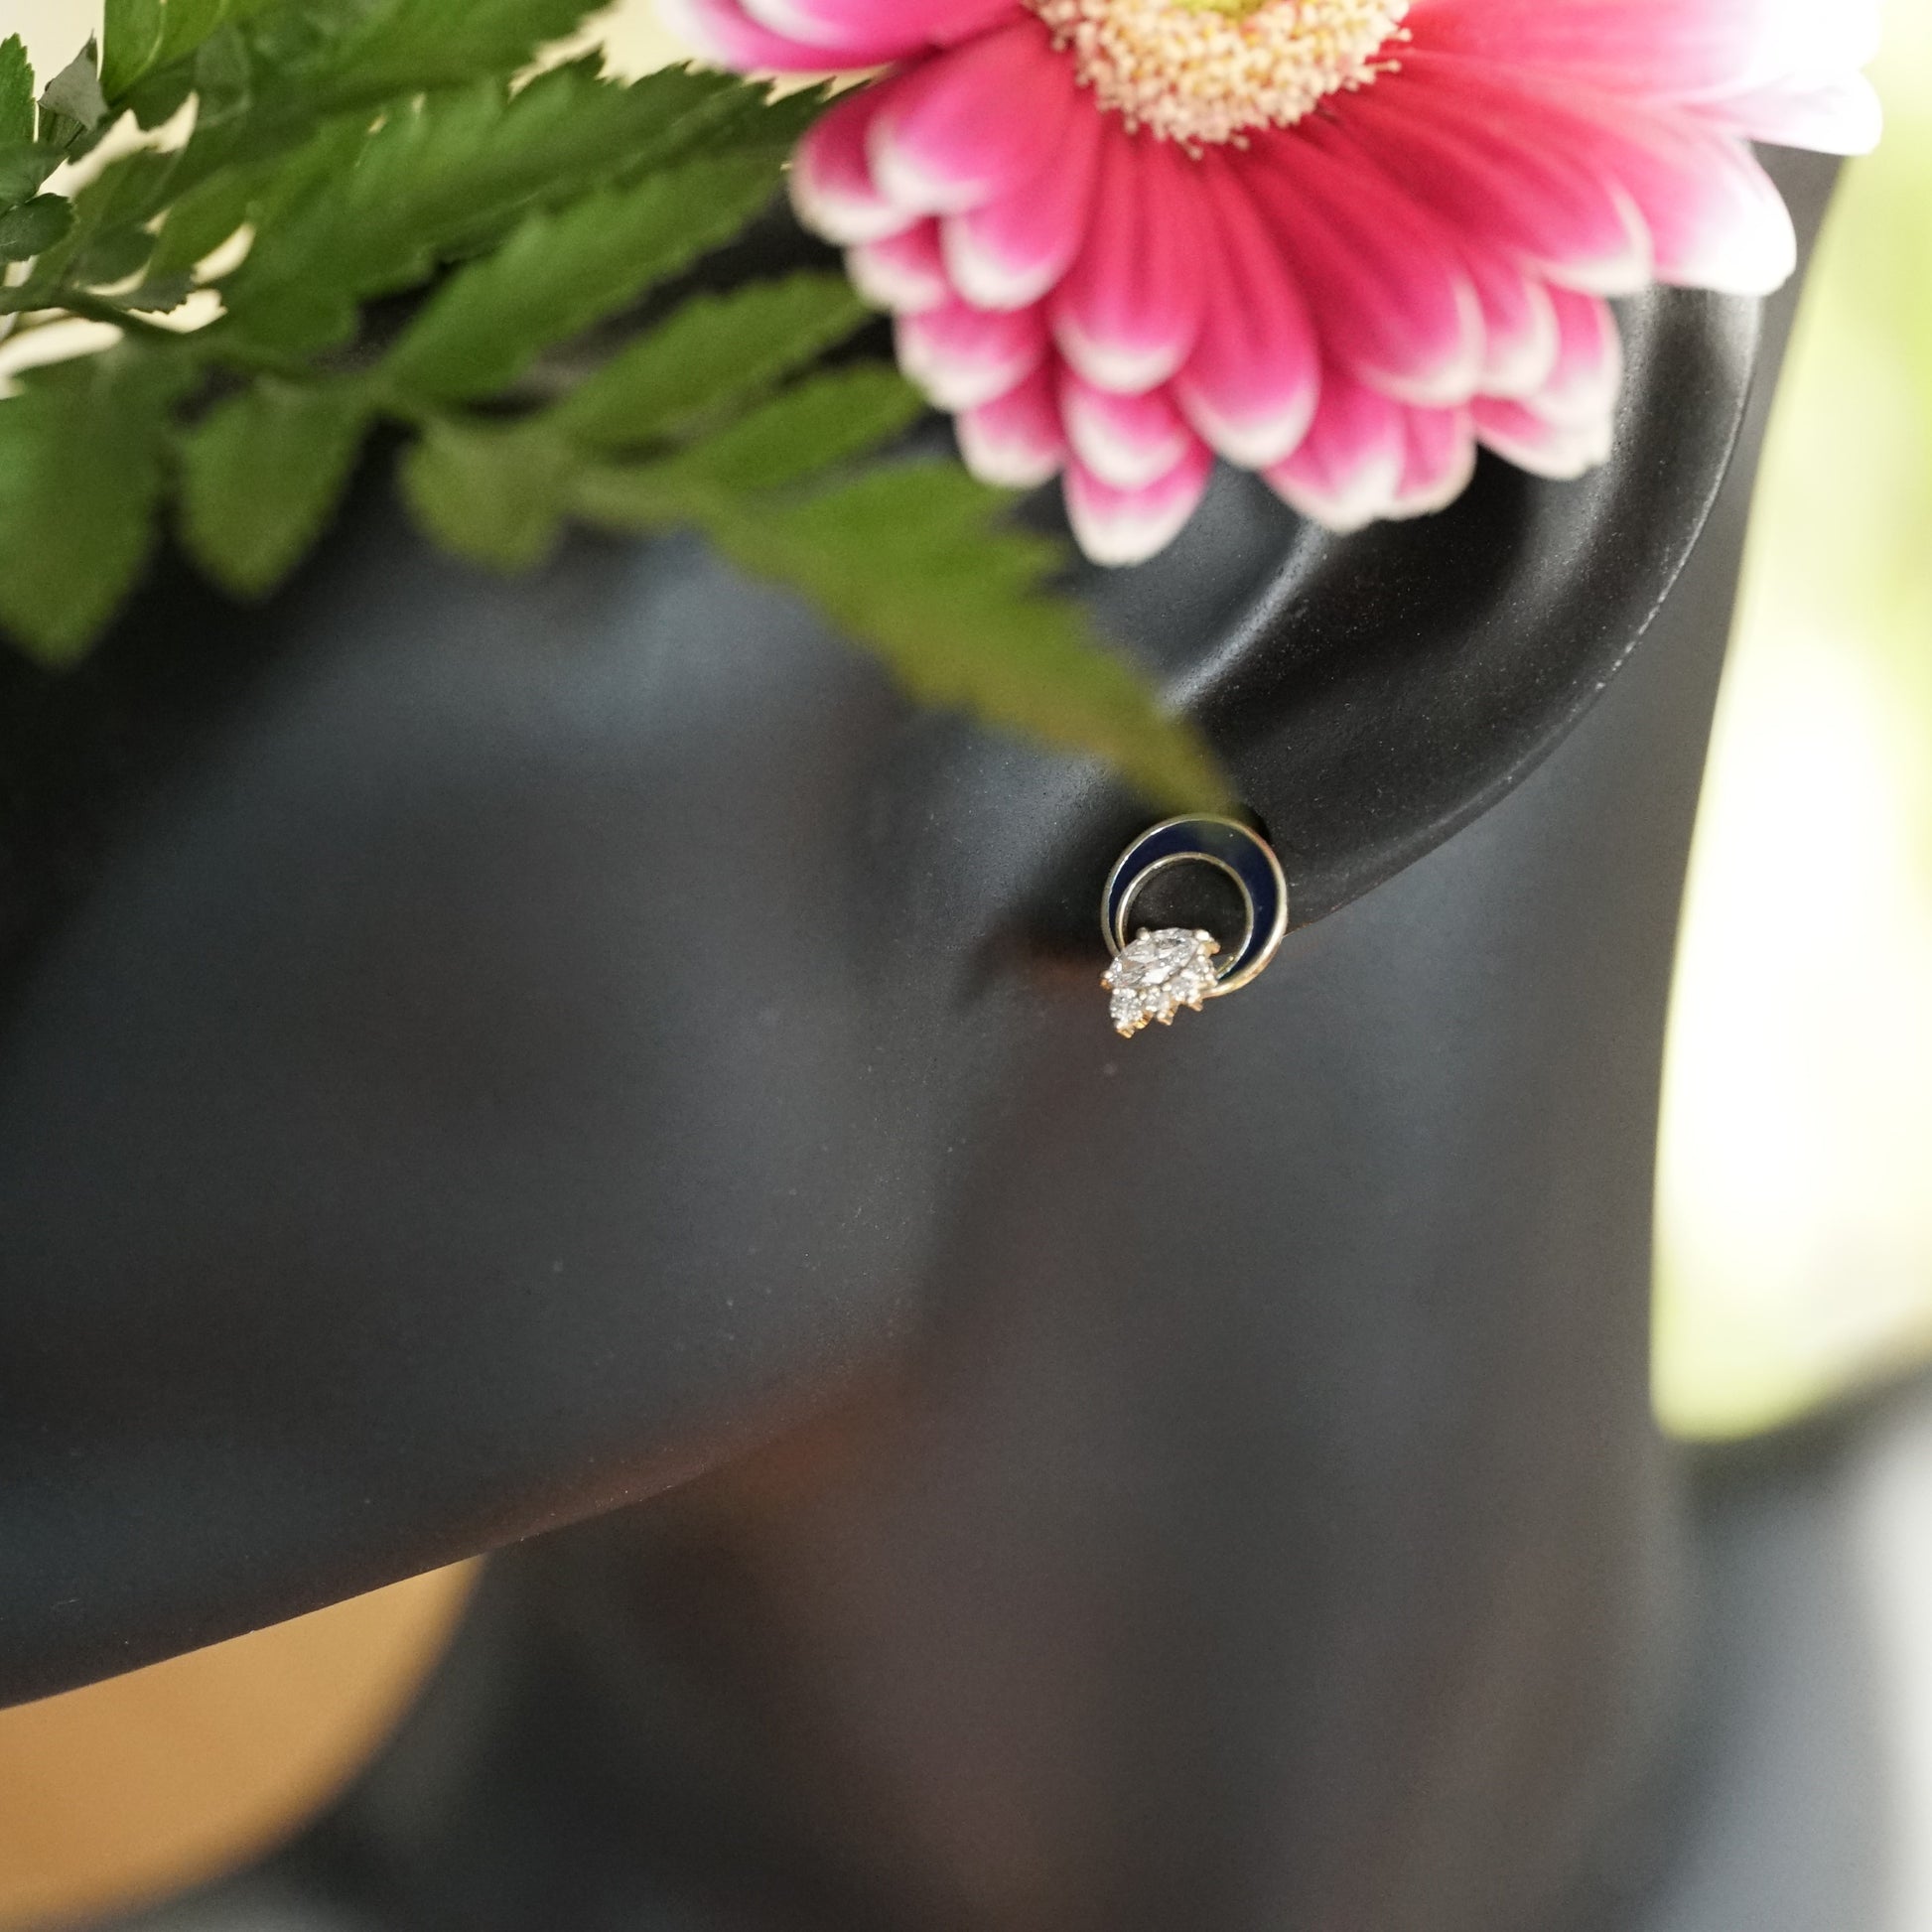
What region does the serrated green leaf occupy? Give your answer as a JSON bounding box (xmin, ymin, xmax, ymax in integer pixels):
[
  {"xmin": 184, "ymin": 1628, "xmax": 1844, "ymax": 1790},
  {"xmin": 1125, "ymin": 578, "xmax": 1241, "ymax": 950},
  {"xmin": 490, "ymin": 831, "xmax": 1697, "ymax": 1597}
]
[
  {"xmin": 0, "ymin": 37, "xmax": 33, "ymax": 145},
  {"xmin": 571, "ymin": 458, "xmax": 1225, "ymax": 811},
  {"xmin": 37, "ymin": 41, "xmax": 109, "ymax": 152},
  {"xmin": 6, "ymin": 145, "xmax": 176, "ymax": 308},
  {"xmin": 755, "ymin": 472, "xmax": 1226, "ymax": 811},
  {"xmin": 379, "ymin": 155, "xmax": 779, "ymax": 404},
  {"xmin": 662, "ymin": 366, "xmax": 926, "ymax": 494},
  {"xmin": 188, "ymin": 22, "xmax": 254, "ymax": 127},
  {"xmin": 671, "ymin": 78, "xmax": 832, "ymax": 167},
  {"xmin": 399, "ymin": 419, "xmax": 577, "ymax": 571},
  {"xmin": 123, "ymin": 60, "xmax": 197, "ymax": 130},
  {"xmin": 0, "ymin": 140, "xmax": 47, "ymax": 208},
  {"xmin": 177, "ymin": 379, "xmax": 370, "ymax": 597},
  {"xmin": 146, "ymin": 159, "xmax": 259, "ymax": 277},
  {"xmin": 214, "ymin": 67, "xmax": 759, "ymax": 354},
  {"xmin": 0, "ymin": 350, "xmax": 191, "ymax": 665},
  {"xmin": 74, "ymin": 222, "xmax": 156, "ymax": 285},
  {"xmin": 123, "ymin": 269, "xmax": 196, "ymax": 311},
  {"xmin": 101, "ymin": 0, "xmax": 167, "ymax": 98},
  {"xmin": 307, "ymin": 0, "xmax": 599, "ymax": 111},
  {"xmin": 0, "ymin": 194, "xmax": 72, "ymax": 262},
  {"xmin": 550, "ymin": 274, "xmax": 870, "ymax": 451},
  {"xmin": 102, "ymin": 0, "xmax": 273, "ymax": 100}
]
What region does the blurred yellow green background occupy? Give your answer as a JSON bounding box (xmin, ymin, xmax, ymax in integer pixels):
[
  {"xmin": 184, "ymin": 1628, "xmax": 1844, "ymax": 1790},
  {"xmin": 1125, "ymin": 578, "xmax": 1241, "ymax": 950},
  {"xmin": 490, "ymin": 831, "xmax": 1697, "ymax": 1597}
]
[{"xmin": 1655, "ymin": 0, "xmax": 1932, "ymax": 1440}]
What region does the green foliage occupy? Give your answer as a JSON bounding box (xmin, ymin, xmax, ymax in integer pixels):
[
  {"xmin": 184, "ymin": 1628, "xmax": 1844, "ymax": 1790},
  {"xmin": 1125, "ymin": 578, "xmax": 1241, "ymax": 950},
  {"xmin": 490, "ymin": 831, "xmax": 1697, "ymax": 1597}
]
[
  {"xmin": 0, "ymin": 349, "xmax": 190, "ymax": 664},
  {"xmin": 38, "ymin": 42, "xmax": 112, "ymax": 150},
  {"xmin": 399, "ymin": 418, "xmax": 579, "ymax": 571},
  {"xmin": 0, "ymin": 0, "xmax": 1224, "ymax": 809},
  {"xmin": 0, "ymin": 37, "xmax": 34, "ymax": 145},
  {"xmin": 306, "ymin": 0, "xmax": 597, "ymax": 110},
  {"xmin": 0, "ymin": 195, "xmax": 72, "ymax": 262},
  {"xmin": 100, "ymin": 0, "xmax": 271, "ymax": 102},
  {"xmin": 645, "ymin": 364, "xmax": 929, "ymax": 493},
  {"xmin": 179, "ymin": 377, "xmax": 371, "ymax": 595},
  {"xmin": 576, "ymin": 460, "xmax": 1229, "ymax": 812},
  {"xmin": 551, "ymin": 273, "xmax": 868, "ymax": 448},
  {"xmin": 377, "ymin": 155, "xmax": 777, "ymax": 400}
]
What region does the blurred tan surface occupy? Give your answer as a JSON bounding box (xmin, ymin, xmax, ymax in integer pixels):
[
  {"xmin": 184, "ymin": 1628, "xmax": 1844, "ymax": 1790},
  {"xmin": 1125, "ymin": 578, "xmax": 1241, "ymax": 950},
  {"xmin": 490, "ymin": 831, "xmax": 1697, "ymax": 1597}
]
[{"xmin": 0, "ymin": 1565, "xmax": 477, "ymax": 1932}]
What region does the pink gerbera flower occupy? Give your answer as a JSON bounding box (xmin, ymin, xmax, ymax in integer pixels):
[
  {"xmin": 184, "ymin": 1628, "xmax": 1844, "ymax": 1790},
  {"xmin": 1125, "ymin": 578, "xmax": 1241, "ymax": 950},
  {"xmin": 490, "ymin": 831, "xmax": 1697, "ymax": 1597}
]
[{"xmin": 659, "ymin": 0, "xmax": 1880, "ymax": 563}]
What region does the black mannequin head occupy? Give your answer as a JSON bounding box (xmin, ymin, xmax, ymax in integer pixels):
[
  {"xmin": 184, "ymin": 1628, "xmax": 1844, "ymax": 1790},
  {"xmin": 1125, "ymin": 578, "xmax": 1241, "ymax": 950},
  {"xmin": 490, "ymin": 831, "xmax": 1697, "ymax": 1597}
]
[{"xmin": 0, "ymin": 146, "xmax": 1833, "ymax": 1779}]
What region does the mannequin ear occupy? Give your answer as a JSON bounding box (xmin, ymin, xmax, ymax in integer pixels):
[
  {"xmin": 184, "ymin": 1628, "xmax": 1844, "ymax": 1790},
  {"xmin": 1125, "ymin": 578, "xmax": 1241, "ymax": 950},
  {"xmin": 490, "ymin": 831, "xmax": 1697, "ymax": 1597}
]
[{"xmin": 1040, "ymin": 145, "xmax": 1839, "ymax": 929}]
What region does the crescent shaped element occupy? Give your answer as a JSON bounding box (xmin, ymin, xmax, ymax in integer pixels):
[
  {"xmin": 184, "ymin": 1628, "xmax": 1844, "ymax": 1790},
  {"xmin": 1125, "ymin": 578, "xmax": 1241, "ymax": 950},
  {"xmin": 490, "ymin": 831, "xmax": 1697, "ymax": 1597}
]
[{"xmin": 1103, "ymin": 815, "xmax": 1291, "ymax": 996}]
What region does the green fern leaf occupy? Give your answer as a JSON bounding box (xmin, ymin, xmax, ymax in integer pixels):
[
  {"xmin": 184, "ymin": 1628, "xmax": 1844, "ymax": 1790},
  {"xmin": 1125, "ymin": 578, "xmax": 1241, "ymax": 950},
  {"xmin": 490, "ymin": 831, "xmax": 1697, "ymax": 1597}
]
[
  {"xmin": 378, "ymin": 155, "xmax": 779, "ymax": 403},
  {"xmin": 214, "ymin": 66, "xmax": 756, "ymax": 352},
  {"xmin": 179, "ymin": 379, "xmax": 371, "ymax": 597},
  {"xmin": 0, "ymin": 36, "xmax": 33, "ymax": 145},
  {"xmin": 37, "ymin": 42, "xmax": 110, "ymax": 154},
  {"xmin": 307, "ymin": 0, "xmax": 600, "ymax": 111},
  {"xmin": 0, "ymin": 194, "xmax": 71, "ymax": 262},
  {"xmin": 3, "ymin": 145, "xmax": 176, "ymax": 311},
  {"xmin": 572, "ymin": 459, "xmax": 1225, "ymax": 812},
  {"xmin": 764, "ymin": 472, "xmax": 1226, "ymax": 812},
  {"xmin": 399, "ymin": 419, "xmax": 578, "ymax": 571},
  {"xmin": 651, "ymin": 366, "xmax": 928, "ymax": 494},
  {"xmin": 146, "ymin": 155, "xmax": 267, "ymax": 279},
  {"xmin": 551, "ymin": 274, "xmax": 871, "ymax": 450},
  {"xmin": 101, "ymin": 0, "xmax": 275, "ymax": 101},
  {"xmin": 0, "ymin": 351, "xmax": 191, "ymax": 665}
]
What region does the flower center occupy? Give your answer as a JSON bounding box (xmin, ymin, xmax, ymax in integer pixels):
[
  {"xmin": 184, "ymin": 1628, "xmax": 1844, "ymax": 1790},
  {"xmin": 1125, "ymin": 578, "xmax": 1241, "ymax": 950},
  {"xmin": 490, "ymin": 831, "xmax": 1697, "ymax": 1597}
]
[{"xmin": 1026, "ymin": 0, "xmax": 1408, "ymax": 146}]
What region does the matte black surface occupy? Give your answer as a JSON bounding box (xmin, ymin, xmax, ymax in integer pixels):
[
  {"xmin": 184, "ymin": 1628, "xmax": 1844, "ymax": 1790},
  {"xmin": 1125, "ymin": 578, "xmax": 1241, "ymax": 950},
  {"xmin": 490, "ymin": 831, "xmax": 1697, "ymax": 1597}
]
[
  {"xmin": 0, "ymin": 145, "xmax": 1833, "ymax": 1763},
  {"xmin": 150, "ymin": 206, "xmax": 1851, "ymax": 1930}
]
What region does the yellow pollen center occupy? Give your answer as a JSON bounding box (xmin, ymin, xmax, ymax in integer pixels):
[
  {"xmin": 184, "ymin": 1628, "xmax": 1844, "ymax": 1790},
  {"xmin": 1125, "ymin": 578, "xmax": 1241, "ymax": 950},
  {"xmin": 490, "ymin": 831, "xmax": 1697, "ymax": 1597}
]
[{"xmin": 1026, "ymin": 0, "xmax": 1409, "ymax": 146}]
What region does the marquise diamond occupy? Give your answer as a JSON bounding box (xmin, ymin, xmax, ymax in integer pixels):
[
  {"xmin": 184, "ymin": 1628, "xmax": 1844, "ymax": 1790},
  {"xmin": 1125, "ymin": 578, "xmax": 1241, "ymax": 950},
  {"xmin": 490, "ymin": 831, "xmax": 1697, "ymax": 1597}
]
[{"xmin": 1103, "ymin": 927, "xmax": 1222, "ymax": 1037}]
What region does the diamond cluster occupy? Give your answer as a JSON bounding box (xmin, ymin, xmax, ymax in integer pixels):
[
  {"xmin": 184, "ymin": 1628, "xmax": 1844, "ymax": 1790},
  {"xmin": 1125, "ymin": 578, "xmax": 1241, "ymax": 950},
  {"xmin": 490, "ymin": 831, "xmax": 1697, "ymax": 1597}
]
[
  {"xmin": 1104, "ymin": 927, "xmax": 1223, "ymax": 1036},
  {"xmin": 1027, "ymin": 0, "xmax": 1408, "ymax": 147}
]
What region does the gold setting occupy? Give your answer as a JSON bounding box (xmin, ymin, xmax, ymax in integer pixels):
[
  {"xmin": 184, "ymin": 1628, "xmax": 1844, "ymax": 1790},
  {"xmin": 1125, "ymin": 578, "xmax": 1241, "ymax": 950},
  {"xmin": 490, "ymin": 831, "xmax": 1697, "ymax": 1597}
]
[{"xmin": 1100, "ymin": 814, "xmax": 1290, "ymax": 1035}]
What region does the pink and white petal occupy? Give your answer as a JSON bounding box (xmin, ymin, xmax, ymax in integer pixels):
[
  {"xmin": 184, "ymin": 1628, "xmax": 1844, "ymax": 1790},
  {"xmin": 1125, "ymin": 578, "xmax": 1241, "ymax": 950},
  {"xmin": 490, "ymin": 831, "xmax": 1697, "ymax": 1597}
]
[
  {"xmin": 943, "ymin": 104, "xmax": 1102, "ymax": 311},
  {"xmin": 1696, "ymin": 73, "xmax": 1883, "ymax": 155},
  {"xmin": 1388, "ymin": 406, "xmax": 1477, "ymax": 519},
  {"xmin": 1405, "ymin": 0, "xmax": 1878, "ymax": 107},
  {"xmin": 1063, "ymin": 439, "xmax": 1216, "ymax": 568},
  {"xmin": 956, "ymin": 365, "xmax": 1065, "ymax": 488},
  {"xmin": 657, "ymin": 0, "xmax": 905, "ymax": 69},
  {"xmin": 736, "ymin": 0, "xmax": 1011, "ymax": 61},
  {"xmin": 790, "ymin": 82, "xmax": 918, "ymax": 245},
  {"xmin": 897, "ymin": 298, "xmax": 1048, "ymax": 410},
  {"xmin": 1317, "ymin": 68, "xmax": 1651, "ymax": 296},
  {"xmin": 1264, "ymin": 373, "xmax": 1407, "ymax": 533},
  {"xmin": 1059, "ymin": 373, "xmax": 1192, "ymax": 491},
  {"xmin": 849, "ymin": 221, "xmax": 950, "ymax": 313},
  {"xmin": 1249, "ymin": 132, "xmax": 1484, "ymax": 407},
  {"xmin": 1458, "ymin": 246, "xmax": 1560, "ymax": 398},
  {"xmin": 1173, "ymin": 161, "xmax": 1319, "ymax": 468},
  {"xmin": 1406, "ymin": 58, "xmax": 1797, "ymax": 294},
  {"xmin": 1562, "ymin": 92, "xmax": 1797, "ymax": 294},
  {"xmin": 1472, "ymin": 397, "xmax": 1614, "ymax": 479},
  {"xmin": 869, "ymin": 20, "xmax": 1076, "ymax": 216},
  {"xmin": 1051, "ymin": 130, "xmax": 1207, "ymax": 394},
  {"xmin": 1533, "ymin": 288, "xmax": 1624, "ymax": 429}
]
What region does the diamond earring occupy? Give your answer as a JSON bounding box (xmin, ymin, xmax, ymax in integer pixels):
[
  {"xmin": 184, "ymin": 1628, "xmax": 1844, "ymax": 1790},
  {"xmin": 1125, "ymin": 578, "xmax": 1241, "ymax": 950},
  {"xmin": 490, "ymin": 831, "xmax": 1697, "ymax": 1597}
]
[{"xmin": 1101, "ymin": 816, "xmax": 1289, "ymax": 1038}]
